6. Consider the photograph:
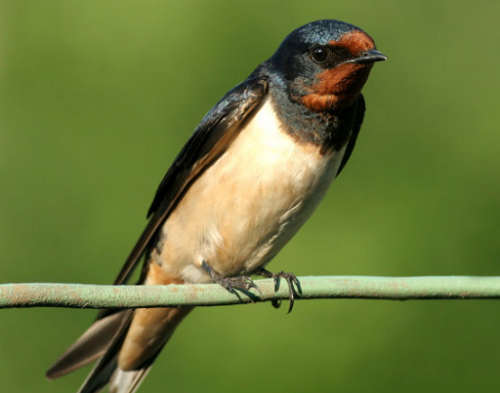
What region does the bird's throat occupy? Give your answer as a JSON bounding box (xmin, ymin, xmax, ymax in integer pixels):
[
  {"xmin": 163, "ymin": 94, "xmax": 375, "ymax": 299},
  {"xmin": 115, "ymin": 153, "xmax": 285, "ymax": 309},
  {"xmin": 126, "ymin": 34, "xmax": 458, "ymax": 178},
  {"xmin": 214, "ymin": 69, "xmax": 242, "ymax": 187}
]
[{"xmin": 302, "ymin": 63, "xmax": 372, "ymax": 112}]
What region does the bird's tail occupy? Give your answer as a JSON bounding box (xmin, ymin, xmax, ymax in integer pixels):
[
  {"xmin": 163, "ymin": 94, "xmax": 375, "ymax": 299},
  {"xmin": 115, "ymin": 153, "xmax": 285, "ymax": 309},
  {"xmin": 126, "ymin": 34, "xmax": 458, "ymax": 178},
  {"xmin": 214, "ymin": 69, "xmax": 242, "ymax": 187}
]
[{"xmin": 46, "ymin": 307, "xmax": 193, "ymax": 393}]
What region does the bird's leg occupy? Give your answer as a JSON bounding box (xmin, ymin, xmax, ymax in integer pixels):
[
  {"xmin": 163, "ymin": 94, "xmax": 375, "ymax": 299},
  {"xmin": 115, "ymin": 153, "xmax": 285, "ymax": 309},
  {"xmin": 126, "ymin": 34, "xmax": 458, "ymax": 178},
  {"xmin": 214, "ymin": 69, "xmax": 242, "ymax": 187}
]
[
  {"xmin": 201, "ymin": 261, "xmax": 260, "ymax": 293},
  {"xmin": 256, "ymin": 268, "xmax": 299, "ymax": 313}
]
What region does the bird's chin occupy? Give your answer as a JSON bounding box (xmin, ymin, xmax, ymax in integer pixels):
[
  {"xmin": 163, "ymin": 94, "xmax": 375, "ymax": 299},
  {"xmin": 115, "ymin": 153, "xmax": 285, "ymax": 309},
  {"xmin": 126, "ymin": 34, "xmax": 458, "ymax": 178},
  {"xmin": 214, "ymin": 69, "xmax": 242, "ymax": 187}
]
[
  {"xmin": 301, "ymin": 90, "xmax": 364, "ymax": 112},
  {"xmin": 301, "ymin": 92, "xmax": 340, "ymax": 112}
]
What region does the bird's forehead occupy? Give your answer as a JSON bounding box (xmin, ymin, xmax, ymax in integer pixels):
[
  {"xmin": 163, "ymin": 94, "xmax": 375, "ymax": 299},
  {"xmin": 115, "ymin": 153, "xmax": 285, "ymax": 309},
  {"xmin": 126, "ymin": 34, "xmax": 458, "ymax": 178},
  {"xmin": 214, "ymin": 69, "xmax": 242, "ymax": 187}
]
[
  {"xmin": 328, "ymin": 30, "xmax": 375, "ymax": 54},
  {"xmin": 290, "ymin": 20, "xmax": 374, "ymax": 50},
  {"xmin": 296, "ymin": 20, "xmax": 358, "ymax": 44}
]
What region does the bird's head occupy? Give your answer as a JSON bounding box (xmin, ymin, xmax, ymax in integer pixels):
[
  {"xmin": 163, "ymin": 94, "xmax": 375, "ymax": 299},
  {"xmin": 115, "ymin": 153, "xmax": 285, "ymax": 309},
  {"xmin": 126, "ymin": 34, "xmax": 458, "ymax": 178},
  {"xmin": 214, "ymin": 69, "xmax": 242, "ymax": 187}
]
[{"xmin": 269, "ymin": 20, "xmax": 387, "ymax": 111}]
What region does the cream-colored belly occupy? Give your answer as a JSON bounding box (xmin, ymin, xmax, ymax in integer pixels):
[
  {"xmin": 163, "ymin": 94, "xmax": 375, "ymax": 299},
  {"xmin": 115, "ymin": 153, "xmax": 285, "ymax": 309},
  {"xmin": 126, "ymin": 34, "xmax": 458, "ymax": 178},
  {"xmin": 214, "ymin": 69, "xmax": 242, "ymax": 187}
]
[{"xmin": 157, "ymin": 96, "xmax": 346, "ymax": 283}]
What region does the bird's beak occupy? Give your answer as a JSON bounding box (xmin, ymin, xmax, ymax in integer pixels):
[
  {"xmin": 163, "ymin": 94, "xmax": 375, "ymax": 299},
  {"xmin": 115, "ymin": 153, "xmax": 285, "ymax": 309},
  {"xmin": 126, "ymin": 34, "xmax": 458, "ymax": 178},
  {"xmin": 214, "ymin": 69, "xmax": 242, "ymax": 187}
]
[{"xmin": 348, "ymin": 49, "xmax": 388, "ymax": 64}]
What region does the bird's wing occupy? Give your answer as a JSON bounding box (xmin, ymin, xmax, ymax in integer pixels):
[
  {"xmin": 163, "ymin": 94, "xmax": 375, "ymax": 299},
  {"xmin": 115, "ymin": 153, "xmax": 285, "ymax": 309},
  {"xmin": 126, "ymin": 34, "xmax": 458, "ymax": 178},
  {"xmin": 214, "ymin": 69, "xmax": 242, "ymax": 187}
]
[
  {"xmin": 112, "ymin": 76, "xmax": 268, "ymax": 286},
  {"xmin": 336, "ymin": 93, "xmax": 365, "ymax": 176},
  {"xmin": 45, "ymin": 77, "xmax": 268, "ymax": 381}
]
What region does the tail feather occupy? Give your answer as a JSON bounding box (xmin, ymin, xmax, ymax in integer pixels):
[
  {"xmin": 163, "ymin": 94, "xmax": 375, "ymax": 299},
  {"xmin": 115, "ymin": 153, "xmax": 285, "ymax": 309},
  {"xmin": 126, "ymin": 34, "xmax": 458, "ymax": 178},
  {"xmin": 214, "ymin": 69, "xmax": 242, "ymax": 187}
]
[
  {"xmin": 48, "ymin": 304, "xmax": 193, "ymax": 392},
  {"xmin": 78, "ymin": 312, "xmax": 170, "ymax": 393},
  {"xmin": 76, "ymin": 311, "xmax": 134, "ymax": 393},
  {"xmin": 109, "ymin": 362, "xmax": 153, "ymax": 393},
  {"xmin": 78, "ymin": 357, "xmax": 118, "ymax": 393},
  {"xmin": 47, "ymin": 311, "xmax": 132, "ymax": 379}
]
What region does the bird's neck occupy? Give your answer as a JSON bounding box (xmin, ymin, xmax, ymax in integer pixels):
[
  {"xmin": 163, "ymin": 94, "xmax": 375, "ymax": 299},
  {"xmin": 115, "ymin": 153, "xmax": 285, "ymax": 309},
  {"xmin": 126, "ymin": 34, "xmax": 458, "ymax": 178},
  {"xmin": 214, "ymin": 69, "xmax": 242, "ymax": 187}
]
[{"xmin": 269, "ymin": 85, "xmax": 358, "ymax": 154}]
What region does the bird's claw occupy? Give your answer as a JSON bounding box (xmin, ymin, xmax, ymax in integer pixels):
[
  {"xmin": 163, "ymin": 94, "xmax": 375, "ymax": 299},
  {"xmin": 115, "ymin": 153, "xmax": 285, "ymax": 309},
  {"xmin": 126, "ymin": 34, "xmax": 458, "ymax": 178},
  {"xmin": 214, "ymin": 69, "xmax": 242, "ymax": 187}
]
[
  {"xmin": 220, "ymin": 276, "xmax": 260, "ymax": 293},
  {"xmin": 202, "ymin": 261, "xmax": 261, "ymax": 294},
  {"xmin": 258, "ymin": 269, "xmax": 299, "ymax": 313}
]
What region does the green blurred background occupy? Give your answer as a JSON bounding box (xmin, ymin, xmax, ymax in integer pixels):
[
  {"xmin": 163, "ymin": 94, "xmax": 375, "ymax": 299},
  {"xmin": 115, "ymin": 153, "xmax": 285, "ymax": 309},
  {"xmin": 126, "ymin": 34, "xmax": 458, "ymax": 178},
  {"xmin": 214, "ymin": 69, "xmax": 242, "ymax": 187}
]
[{"xmin": 1, "ymin": 1, "xmax": 500, "ymax": 392}]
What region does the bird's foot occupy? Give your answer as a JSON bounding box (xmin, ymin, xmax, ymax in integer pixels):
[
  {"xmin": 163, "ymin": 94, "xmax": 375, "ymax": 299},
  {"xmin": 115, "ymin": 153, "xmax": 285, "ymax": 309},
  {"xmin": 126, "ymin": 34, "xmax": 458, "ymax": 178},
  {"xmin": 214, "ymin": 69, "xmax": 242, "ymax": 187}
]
[
  {"xmin": 257, "ymin": 268, "xmax": 299, "ymax": 313},
  {"xmin": 201, "ymin": 261, "xmax": 260, "ymax": 293}
]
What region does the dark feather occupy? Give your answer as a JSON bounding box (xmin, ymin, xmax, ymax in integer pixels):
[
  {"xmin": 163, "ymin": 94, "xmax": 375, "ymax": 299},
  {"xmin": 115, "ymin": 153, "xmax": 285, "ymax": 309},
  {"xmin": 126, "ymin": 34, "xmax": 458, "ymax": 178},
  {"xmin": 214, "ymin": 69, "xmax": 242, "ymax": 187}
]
[
  {"xmin": 110, "ymin": 77, "xmax": 268, "ymax": 288},
  {"xmin": 336, "ymin": 93, "xmax": 365, "ymax": 176},
  {"xmin": 76, "ymin": 311, "xmax": 134, "ymax": 393},
  {"xmin": 47, "ymin": 77, "xmax": 268, "ymax": 387},
  {"xmin": 46, "ymin": 311, "xmax": 132, "ymax": 380}
]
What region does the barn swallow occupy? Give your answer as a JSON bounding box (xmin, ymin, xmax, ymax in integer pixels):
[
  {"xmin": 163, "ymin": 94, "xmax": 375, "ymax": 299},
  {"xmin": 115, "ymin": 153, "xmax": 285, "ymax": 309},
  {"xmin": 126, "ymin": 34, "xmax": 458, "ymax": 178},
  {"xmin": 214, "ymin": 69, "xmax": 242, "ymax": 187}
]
[{"xmin": 46, "ymin": 19, "xmax": 386, "ymax": 393}]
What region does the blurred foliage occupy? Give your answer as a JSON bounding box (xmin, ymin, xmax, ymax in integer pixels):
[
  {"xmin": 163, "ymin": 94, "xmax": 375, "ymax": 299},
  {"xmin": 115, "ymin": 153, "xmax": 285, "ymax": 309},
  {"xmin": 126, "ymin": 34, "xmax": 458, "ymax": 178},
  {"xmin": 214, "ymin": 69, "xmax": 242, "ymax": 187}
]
[{"xmin": 1, "ymin": 0, "xmax": 500, "ymax": 392}]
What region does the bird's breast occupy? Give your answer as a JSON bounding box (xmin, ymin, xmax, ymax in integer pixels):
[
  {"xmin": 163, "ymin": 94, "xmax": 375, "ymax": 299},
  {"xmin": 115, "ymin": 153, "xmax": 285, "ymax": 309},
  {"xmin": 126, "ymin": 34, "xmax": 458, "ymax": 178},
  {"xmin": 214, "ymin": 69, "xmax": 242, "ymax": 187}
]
[{"xmin": 160, "ymin": 95, "xmax": 347, "ymax": 282}]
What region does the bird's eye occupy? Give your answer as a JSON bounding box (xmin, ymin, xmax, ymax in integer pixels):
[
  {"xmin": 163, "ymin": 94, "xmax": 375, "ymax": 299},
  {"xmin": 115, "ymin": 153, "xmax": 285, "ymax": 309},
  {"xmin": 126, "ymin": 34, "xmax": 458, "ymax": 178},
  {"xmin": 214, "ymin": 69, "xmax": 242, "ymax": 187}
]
[{"xmin": 311, "ymin": 46, "xmax": 329, "ymax": 63}]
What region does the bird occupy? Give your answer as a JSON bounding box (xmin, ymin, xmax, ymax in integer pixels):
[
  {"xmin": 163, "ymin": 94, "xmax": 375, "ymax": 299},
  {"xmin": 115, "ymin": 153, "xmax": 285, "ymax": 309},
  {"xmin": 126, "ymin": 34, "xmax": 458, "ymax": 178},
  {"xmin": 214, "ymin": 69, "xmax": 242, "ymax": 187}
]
[{"xmin": 46, "ymin": 19, "xmax": 386, "ymax": 393}]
